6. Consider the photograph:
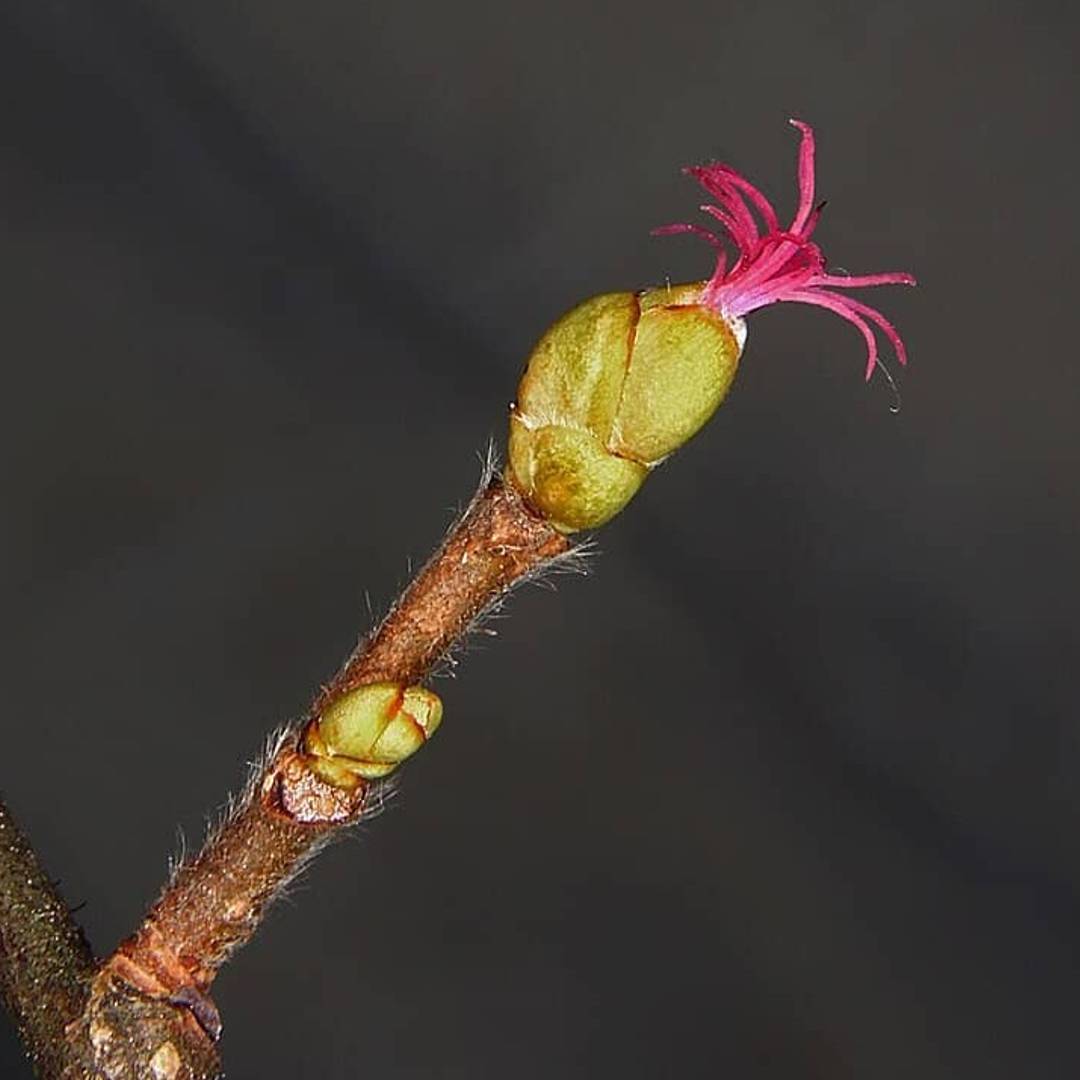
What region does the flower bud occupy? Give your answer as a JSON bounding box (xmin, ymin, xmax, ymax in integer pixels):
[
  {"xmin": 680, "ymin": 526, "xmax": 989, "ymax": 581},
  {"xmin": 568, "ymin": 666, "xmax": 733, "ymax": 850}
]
[
  {"xmin": 508, "ymin": 121, "xmax": 916, "ymax": 532},
  {"xmin": 508, "ymin": 285, "xmax": 742, "ymax": 532},
  {"xmin": 305, "ymin": 682, "xmax": 443, "ymax": 784}
]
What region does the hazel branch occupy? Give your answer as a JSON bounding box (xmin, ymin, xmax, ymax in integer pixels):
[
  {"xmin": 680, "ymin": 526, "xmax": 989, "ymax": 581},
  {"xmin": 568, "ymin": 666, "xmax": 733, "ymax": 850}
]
[
  {"xmin": 0, "ymin": 119, "xmax": 913, "ymax": 1078},
  {"xmin": 0, "ymin": 797, "xmax": 94, "ymax": 1077},
  {"xmin": 97, "ymin": 474, "xmax": 569, "ymax": 1055}
]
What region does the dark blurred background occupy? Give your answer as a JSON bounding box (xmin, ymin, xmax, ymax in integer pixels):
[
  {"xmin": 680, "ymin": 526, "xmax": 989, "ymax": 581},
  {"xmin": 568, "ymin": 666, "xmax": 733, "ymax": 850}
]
[{"xmin": 1, "ymin": 1, "xmax": 1077, "ymax": 1076}]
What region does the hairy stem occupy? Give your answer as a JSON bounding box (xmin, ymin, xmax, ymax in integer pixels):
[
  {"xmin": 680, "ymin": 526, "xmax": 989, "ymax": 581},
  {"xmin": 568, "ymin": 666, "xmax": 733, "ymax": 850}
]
[
  {"xmin": 0, "ymin": 798, "xmax": 94, "ymax": 1077},
  {"xmin": 1, "ymin": 471, "xmax": 568, "ymax": 1077},
  {"xmin": 318, "ymin": 470, "xmax": 571, "ymax": 696},
  {"xmin": 96, "ymin": 473, "xmax": 568, "ymax": 1069}
]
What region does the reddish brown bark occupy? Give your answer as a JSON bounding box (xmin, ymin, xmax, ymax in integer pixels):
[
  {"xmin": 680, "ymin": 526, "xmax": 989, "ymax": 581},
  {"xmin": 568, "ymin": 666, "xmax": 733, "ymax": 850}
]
[
  {"xmin": 110, "ymin": 784, "xmax": 340, "ymax": 1024},
  {"xmin": 0, "ymin": 474, "xmax": 567, "ymax": 1076},
  {"xmin": 316, "ymin": 472, "xmax": 570, "ymax": 697},
  {"xmin": 63, "ymin": 474, "xmax": 569, "ymax": 1078}
]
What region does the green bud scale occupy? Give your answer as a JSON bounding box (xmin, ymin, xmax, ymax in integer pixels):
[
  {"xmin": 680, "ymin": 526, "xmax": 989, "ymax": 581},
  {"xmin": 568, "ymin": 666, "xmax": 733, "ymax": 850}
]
[{"xmin": 508, "ymin": 284, "xmax": 742, "ymax": 532}]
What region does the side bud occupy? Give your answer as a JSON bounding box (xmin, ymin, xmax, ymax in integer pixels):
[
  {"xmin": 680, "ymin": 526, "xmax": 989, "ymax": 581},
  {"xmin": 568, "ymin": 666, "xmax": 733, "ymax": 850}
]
[
  {"xmin": 304, "ymin": 682, "xmax": 443, "ymax": 787},
  {"xmin": 508, "ymin": 284, "xmax": 742, "ymax": 532}
]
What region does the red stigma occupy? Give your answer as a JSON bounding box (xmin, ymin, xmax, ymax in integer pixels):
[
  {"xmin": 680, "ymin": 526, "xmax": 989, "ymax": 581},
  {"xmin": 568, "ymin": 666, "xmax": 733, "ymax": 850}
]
[{"xmin": 655, "ymin": 120, "xmax": 915, "ymax": 381}]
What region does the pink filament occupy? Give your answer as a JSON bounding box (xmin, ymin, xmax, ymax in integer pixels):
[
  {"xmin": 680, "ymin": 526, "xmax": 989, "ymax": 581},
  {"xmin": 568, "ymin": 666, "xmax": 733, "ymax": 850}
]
[{"xmin": 655, "ymin": 120, "xmax": 915, "ymax": 381}]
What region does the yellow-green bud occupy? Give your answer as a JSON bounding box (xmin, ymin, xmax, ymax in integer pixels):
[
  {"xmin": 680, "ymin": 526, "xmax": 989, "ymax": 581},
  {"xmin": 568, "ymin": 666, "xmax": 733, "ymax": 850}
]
[
  {"xmin": 508, "ymin": 284, "xmax": 742, "ymax": 532},
  {"xmin": 305, "ymin": 682, "xmax": 443, "ymax": 785}
]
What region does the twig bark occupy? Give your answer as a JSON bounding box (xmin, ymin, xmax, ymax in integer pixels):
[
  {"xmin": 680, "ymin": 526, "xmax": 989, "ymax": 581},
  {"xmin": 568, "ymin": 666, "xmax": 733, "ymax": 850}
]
[
  {"xmin": 2, "ymin": 788, "xmax": 222, "ymax": 1080},
  {"xmin": 18, "ymin": 472, "xmax": 569, "ymax": 1078},
  {"xmin": 0, "ymin": 800, "xmax": 95, "ymax": 1078}
]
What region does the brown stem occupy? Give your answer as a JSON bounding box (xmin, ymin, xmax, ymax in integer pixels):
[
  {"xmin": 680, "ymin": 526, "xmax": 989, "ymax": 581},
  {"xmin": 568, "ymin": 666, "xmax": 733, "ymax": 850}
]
[
  {"xmin": 86, "ymin": 472, "xmax": 567, "ymax": 1076},
  {"xmin": 317, "ymin": 469, "xmax": 570, "ymax": 697},
  {"xmin": 2, "ymin": 795, "xmax": 220, "ymax": 1080},
  {"xmin": 0, "ymin": 797, "xmax": 93, "ymax": 1077}
]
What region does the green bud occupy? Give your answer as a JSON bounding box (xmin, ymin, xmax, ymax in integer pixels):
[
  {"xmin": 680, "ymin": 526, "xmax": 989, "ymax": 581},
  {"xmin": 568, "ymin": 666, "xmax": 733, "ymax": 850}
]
[
  {"xmin": 508, "ymin": 417, "xmax": 647, "ymax": 533},
  {"xmin": 610, "ymin": 294, "xmax": 740, "ymax": 464},
  {"xmin": 306, "ymin": 682, "xmax": 443, "ymax": 783},
  {"xmin": 508, "ymin": 285, "xmax": 742, "ymax": 532}
]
